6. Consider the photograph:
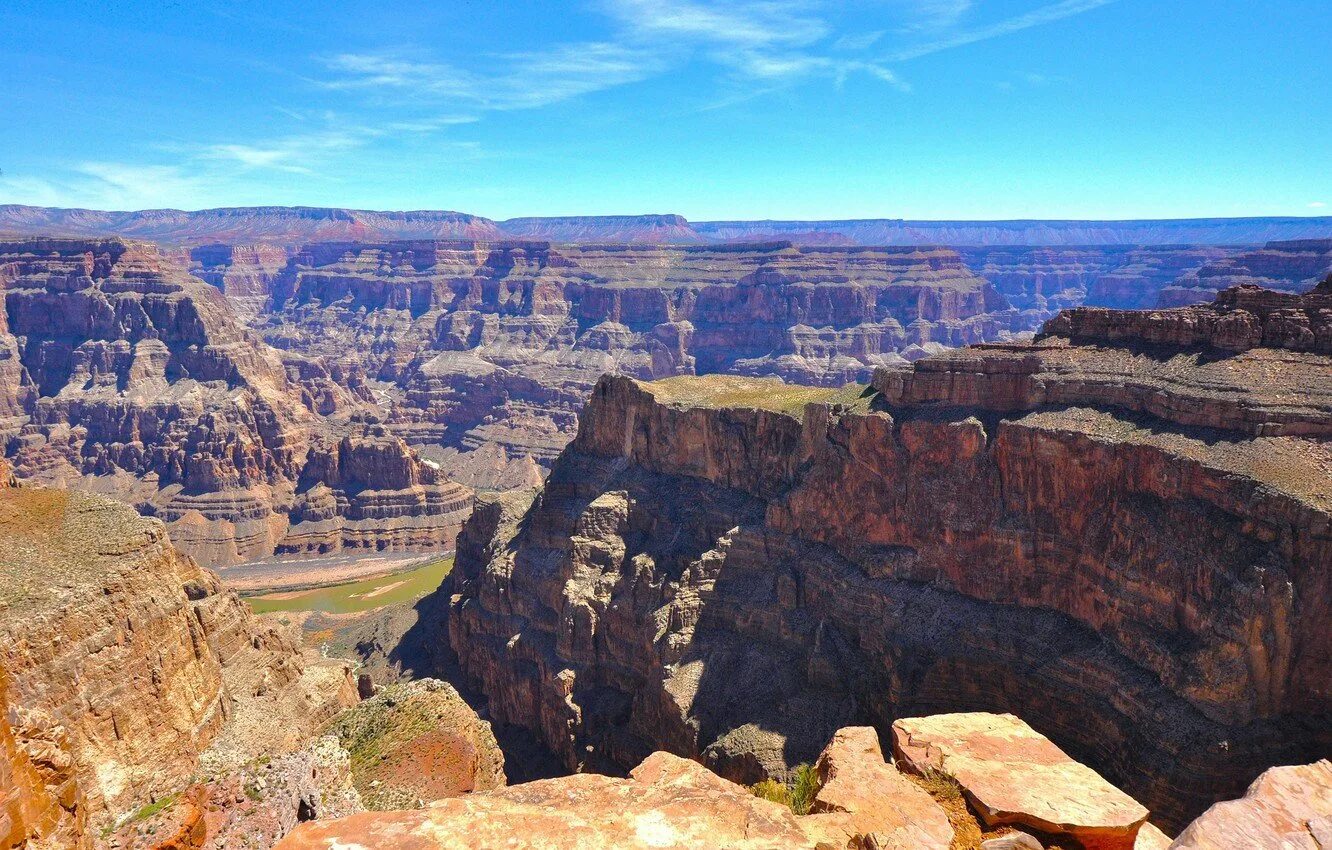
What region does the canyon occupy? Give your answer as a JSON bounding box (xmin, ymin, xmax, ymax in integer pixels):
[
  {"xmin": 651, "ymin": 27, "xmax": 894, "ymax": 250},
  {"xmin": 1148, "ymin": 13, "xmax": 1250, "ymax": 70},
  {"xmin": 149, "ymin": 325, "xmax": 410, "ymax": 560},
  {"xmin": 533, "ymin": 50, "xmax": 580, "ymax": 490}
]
[
  {"xmin": 1, "ymin": 210, "xmax": 1331, "ymax": 848},
  {"xmin": 444, "ymin": 279, "xmax": 1332, "ymax": 833},
  {"xmin": 0, "ymin": 238, "xmax": 473, "ymax": 567}
]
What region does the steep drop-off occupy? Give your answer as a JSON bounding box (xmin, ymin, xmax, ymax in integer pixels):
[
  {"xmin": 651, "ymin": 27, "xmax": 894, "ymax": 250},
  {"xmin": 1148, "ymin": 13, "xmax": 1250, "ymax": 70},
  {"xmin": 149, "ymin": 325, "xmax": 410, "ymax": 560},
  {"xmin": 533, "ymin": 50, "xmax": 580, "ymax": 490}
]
[
  {"xmin": 0, "ymin": 238, "xmax": 472, "ymax": 566},
  {"xmin": 446, "ymin": 281, "xmax": 1332, "ymax": 830},
  {"xmin": 0, "ymin": 482, "xmax": 360, "ymax": 835}
]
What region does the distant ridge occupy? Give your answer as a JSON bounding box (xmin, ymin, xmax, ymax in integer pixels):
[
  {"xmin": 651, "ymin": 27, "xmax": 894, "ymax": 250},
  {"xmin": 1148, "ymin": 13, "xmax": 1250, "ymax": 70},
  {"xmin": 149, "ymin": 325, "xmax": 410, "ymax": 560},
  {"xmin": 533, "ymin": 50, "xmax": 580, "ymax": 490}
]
[{"xmin": 1, "ymin": 203, "xmax": 1330, "ymax": 246}]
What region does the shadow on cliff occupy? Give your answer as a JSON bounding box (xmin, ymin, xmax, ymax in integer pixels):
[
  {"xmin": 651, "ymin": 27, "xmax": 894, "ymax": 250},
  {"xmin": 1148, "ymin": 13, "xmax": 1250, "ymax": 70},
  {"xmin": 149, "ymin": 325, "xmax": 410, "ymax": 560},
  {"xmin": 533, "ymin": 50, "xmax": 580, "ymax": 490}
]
[{"xmin": 376, "ymin": 585, "xmax": 567, "ymax": 784}]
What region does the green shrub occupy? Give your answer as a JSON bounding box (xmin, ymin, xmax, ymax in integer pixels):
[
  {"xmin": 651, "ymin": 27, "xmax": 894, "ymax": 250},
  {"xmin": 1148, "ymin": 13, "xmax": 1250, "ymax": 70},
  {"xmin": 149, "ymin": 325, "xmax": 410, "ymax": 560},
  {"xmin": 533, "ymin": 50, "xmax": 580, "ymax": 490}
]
[
  {"xmin": 788, "ymin": 763, "xmax": 821, "ymax": 816},
  {"xmin": 749, "ymin": 778, "xmax": 790, "ymax": 807}
]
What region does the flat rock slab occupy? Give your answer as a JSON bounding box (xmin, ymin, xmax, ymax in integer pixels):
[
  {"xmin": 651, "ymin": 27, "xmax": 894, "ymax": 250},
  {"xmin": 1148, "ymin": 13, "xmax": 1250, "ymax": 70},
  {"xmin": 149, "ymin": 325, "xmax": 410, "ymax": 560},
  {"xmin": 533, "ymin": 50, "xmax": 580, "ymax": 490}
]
[
  {"xmin": 812, "ymin": 726, "xmax": 954, "ymax": 850},
  {"xmin": 892, "ymin": 712, "xmax": 1149, "ymax": 850},
  {"xmin": 1169, "ymin": 760, "xmax": 1332, "ymax": 850},
  {"xmin": 275, "ymin": 751, "xmax": 836, "ymax": 850}
]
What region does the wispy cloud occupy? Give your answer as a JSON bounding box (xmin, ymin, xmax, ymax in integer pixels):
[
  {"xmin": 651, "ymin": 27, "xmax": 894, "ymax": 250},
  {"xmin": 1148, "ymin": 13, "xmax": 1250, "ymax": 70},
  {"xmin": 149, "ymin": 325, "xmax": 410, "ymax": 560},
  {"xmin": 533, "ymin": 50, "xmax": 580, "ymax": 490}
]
[
  {"xmin": 892, "ymin": 0, "xmax": 975, "ymax": 33},
  {"xmin": 885, "ymin": 0, "xmax": 1118, "ymax": 62},
  {"xmin": 320, "ymin": 42, "xmax": 661, "ymax": 111},
  {"xmin": 1311, "ymin": 201, "xmax": 1328, "ymax": 209}
]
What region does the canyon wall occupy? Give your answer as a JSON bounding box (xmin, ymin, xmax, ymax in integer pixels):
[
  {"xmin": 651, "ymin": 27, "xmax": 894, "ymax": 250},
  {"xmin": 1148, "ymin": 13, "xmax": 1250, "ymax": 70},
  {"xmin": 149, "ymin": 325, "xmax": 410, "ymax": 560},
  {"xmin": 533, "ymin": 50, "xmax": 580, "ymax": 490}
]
[
  {"xmin": 959, "ymin": 245, "xmax": 1239, "ymax": 316},
  {"xmin": 251, "ymin": 239, "xmax": 1029, "ymax": 479},
  {"xmin": 0, "ymin": 481, "xmax": 360, "ymax": 835},
  {"xmin": 1158, "ymin": 239, "xmax": 1332, "ymax": 306},
  {"xmin": 0, "ymin": 238, "xmax": 472, "ymax": 566},
  {"xmin": 446, "ymin": 280, "xmax": 1332, "ymax": 830},
  {"xmin": 5, "ymin": 204, "xmax": 1331, "ymax": 246}
]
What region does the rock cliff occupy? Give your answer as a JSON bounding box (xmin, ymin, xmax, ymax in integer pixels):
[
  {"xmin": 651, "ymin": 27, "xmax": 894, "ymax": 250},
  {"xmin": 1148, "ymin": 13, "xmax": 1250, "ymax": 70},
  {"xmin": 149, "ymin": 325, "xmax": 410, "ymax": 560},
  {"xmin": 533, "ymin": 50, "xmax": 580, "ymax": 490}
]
[
  {"xmin": 0, "ymin": 482, "xmax": 359, "ymax": 838},
  {"xmin": 1159, "ymin": 240, "xmax": 1332, "ymax": 306},
  {"xmin": 445, "ymin": 281, "xmax": 1332, "ymax": 830},
  {"xmin": 959, "ymin": 246, "xmax": 1238, "ymax": 317},
  {"xmin": 249, "ymin": 239, "xmax": 1028, "ymax": 483},
  {"xmin": 0, "ymin": 238, "xmax": 472, "ymax": 566}
]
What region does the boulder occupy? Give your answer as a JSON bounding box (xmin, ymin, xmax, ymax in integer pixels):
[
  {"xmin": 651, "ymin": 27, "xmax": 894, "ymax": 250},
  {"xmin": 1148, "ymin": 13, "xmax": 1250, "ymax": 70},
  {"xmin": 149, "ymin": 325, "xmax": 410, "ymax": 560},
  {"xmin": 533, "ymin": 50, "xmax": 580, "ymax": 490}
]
[
  {"xmin": 1168, "ymin": 760, "xmax": 1332, "ymax": 850},
  {"xmin": 892, "ymin": 713, "xmax": 1149, "ymax": 850},
  {"xmin": 810, "ymin": 726, "xmax": 953, "ymax": 850}
]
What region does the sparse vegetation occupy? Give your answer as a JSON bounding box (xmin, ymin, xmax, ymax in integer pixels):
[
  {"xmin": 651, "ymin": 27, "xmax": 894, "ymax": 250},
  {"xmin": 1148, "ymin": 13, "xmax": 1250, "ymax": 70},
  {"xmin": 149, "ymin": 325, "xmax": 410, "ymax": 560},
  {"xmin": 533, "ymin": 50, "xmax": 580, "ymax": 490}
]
[
  {"xmin": 749, "ymin": 778, "xmax": 789, "ymax": 807},
  {"xmin": 647, "ymin": 375, "xmax": 875, "ymax": 416},
  {"xmin": 748, "ymin": 763, "xmax": 822, "ymax": 816}
]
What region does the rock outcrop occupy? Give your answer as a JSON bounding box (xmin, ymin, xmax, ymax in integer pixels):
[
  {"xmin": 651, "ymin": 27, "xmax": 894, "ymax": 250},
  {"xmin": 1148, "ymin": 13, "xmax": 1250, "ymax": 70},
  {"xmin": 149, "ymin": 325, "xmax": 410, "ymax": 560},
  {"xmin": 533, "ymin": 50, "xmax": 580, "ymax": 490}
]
[
  {"xmin": 812, "ymin": 726, "xmax": 954, "ymax": 850},
  {"xmin": 181, "ymin": 243, "xmax": 291, "ymax": 318},
  {"xmin": 892, "ymin": 713, "xmax": 1149, "ymax": 850},
  {"xmin": 0, "ymin": 483, "xmax": 357, "ymax": 833},
  {"xmin": 0, "ymin": 238, "xmax": 472, "ymax": 566},
  {"xmin": 273, "ymin": 748, "xmax": 891, "ymax": 850},
  {"xmin": 1170, "ymin": 760, "xmax": 1332, "ymax": 850},
  {"xmin": 324, "ymin": 679, "xmax": 506, "ymax": 810},
  {"xmin": 446, "ymin": 282, "xmax": 1332, "ymax": 830},
  {"xmin": 1159, "ymin": 240, "xmax": 1332, "ymax": 306}
]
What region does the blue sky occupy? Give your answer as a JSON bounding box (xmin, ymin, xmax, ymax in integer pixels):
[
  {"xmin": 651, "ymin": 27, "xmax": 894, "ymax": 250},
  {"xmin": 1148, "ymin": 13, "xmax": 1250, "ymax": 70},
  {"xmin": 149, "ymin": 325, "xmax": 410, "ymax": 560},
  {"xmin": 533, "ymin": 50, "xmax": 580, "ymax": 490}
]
[{"xmin": 1, "ymin": 0, "xmax": 1328, "ymax": 220}]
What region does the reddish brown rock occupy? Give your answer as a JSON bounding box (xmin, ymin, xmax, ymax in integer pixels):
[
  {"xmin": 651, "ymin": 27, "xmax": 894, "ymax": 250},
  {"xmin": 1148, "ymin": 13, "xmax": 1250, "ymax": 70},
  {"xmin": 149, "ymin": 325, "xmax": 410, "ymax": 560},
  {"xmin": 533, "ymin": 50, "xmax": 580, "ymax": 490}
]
[
  {"xmin": 273, "ymin": 751, "xmax": 843, "ymax": 850},
  {"xmin": 0, "ymin": 238, "xmax": 472, "ymax": 567},
  {"xmin": 1168, "ymin": 760, "xmax": 1332, "ymax": 850},
  {"xmin": 447, "ymin": 284, "xmax": 1332, "ymax": 831},
  {"xmin": 892, "ymin": 713, "xmax": 1148, "ymax": 850},
  {"xmin": 0, "ymin": 484, "xmax": 356, "ymax": 830},
  {"xmin": 812, "ymin": 726, "xmax": 953, "ymax": 850}
]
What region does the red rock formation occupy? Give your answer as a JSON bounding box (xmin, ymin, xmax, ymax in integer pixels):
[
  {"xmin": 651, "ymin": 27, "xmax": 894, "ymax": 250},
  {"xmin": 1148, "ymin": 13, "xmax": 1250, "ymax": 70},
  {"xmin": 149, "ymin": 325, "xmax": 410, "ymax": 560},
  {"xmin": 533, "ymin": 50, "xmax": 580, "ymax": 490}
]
[
  {"xmin": 1169, "ymin": 760, "xmax": 1332, "ymax": 850},
  {"xmin": 0, "ymin": 484, "xmax": 357, "ymax": 830},
  {"xmin": 446, "ymin": 285, "xmax": 1332, "ymax": 830},
  {"xmin": 0, "ymin": 238, "xmax": 472, "ymax": 566},
  {"xmin": 892, "ymin": 713, "xmax": 1149, "ymax": 850},
  {"xmin": 251, "ymin": 239, "xmax": 1028, "ymax": 487},
  {"xmin": 1, "ymin": 663, "xmax": 91, "ymax": 850}
]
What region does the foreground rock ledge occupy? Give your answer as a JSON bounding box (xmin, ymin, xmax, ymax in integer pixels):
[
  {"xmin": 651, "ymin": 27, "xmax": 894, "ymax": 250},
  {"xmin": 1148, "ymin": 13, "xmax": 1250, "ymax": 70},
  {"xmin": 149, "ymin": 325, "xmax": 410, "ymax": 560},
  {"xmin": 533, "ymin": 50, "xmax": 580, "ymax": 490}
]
[
  {"xmin": 893, "ymin": 713, "xmax": 1149, "ymax": 850},
  {"xmin": 274, "ymin": 752, "xmax": 842, "ymax": 850}
]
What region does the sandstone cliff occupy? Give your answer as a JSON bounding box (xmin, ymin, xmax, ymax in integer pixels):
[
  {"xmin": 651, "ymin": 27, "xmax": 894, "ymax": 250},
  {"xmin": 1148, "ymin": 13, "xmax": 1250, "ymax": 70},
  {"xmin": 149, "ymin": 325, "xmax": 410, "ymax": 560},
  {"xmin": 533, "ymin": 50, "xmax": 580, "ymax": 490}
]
[
  {"xmin": 1158, "ymin": 239, "xmax": 1332, "ymax": 306},
  {"xmin": 0, "ymin": 238, "xmax": 472, "ymax": 566},
  {"xmin": 249, "ymin": 239, "xmax": 1028, "ymax": 485},
  {"xmin": 959, "ymin": 245, "xmax": 1238, "ymax": 317},
  {"xmin": 446, "ymin": 282, "xmax": 1332, "ymax": 830},
  {"xmin": 0, "ymin": 484, "xmax": 360, "ymax": 832}
]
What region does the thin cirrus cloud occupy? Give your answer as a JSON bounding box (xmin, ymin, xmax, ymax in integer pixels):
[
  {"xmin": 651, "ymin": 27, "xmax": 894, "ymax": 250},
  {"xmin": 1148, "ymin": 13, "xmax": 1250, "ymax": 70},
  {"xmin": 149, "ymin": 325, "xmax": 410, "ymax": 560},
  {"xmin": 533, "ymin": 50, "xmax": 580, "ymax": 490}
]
[
  {"xmin": 318, "ymin": 0, "xmax": 1116, "ymax": 113},
  {"xmin": 319, "ymin": 42, "xmax": 663, "ymax": 112},
  {"xmin": 883, "ymin": 0, "xmax": 1119, "ymax": 62}
]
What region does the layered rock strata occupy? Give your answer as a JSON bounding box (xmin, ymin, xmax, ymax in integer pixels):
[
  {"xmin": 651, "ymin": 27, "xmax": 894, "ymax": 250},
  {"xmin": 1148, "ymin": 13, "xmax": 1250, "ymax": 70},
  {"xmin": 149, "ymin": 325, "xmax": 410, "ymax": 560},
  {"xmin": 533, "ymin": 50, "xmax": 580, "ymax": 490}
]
[
  {"xmin": 0, "ymin": 483, "xmax": 356, "ymax": 831},
  {"xmin": 0, "ymin": 238, "xmax": 472, "ymax": 566},
  {"xmin": 446, "ymin": 282, "xmax": 1332, "ymax": 829},
  {"xmin": 250, "ymin": 239, "xmax": 1028, "ymax": 482},
  {"xmin": 959, "ymin": 246, "xmax": 1237, "ymax": 316},
  {"xmin": 1159, "ymin": 240, "xmax": 1332, "ymax": 306}
]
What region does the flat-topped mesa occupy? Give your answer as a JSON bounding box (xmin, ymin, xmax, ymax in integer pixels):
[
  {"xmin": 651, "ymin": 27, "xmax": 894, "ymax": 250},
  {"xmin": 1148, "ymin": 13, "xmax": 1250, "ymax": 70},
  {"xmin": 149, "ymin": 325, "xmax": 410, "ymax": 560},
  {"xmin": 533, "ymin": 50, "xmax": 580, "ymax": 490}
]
[
  {"xmin": 449, "ymin": 343, "xmax": 1332, "ymax": 830},
  {"xmin": 1159, "ymin": 239, "xmax": 1332, "ymax": 307},
  {"xmin": 0, "ymin": 238, "xmax": 472, "ymax": 566}
]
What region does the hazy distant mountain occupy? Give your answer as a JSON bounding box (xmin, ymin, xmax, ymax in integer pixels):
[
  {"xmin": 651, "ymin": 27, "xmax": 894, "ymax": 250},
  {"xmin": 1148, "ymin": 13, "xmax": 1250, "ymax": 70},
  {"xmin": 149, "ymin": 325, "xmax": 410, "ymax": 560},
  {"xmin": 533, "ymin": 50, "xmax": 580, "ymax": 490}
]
[{"xmin": 1, "ymin": 203, "xmax": 1330, "ymax": 246}]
